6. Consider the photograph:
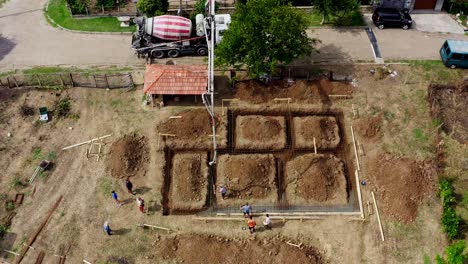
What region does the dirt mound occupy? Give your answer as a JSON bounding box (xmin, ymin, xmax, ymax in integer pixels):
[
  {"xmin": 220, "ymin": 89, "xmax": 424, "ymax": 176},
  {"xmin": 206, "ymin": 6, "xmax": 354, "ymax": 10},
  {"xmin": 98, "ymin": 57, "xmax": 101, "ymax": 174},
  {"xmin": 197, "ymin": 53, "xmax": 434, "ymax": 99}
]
[
  {"xmin": 171, "ymin": 152, "xmax": 208, "ymax": 211},
  {"xmin": 106, "ymin": 134, "xmax": 149, "ymax": 179},
  {"xmin": 294, "ymin": 116, "xmax": 341, "ymax": 149},
  {"xmin": 158, "ymin": 108, "xmax": 227, "ymax": 149},
  {"xmin": 368, "ymin": 155, "xmax": 435, "ymax": 223},
  {"xmin": 235, "ymin": 79, "xmax": 353, "ymax": 103},
  {"xmin": 286, "ymin": 154, "xmax": 347, "ymax": 205},
  {"xmin": 217, "ymin": 154, "xmax": 277, "ymax": 204},
  {"xmin": 428, "ymin": 82, "xmax": 468, "ymax": 144},
  {"xmin": 355, "ymin": 114, "xmax": 383, "ymax": 139},
  {"xmin": 153, "ymin": 234, "xmax": 323, "ymax": 264},
  {"xmin": 236, "ymin": 115, "xmax": 287, "ymax": 150}
]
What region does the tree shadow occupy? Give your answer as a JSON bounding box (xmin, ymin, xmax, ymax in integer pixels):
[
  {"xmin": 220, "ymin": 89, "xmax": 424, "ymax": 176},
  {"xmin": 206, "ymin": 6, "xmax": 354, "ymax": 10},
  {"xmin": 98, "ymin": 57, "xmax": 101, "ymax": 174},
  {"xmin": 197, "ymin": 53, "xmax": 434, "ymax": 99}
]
[
  {"xmin": 0, "ymin": 34, "xmax": 15, "ymax": 62},
  {"xmin": 112, "ymin": 228, "xmax": 131, "ymax": 236},
  {"xmin": 134, "ymin": 186, "xmax": 151, "ymax": 195},
  {"xmin": 121, "ymin": 198, "xmax": 135, "ymax": 205}
]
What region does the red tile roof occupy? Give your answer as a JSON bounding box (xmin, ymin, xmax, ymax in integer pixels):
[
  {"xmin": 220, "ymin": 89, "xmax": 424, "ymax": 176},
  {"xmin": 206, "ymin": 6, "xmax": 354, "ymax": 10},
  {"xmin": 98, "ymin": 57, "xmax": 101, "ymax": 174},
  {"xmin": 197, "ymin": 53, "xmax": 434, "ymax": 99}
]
[{"xmin": 143, "ymin": 64, "xmax": 208, "ymax": 95}]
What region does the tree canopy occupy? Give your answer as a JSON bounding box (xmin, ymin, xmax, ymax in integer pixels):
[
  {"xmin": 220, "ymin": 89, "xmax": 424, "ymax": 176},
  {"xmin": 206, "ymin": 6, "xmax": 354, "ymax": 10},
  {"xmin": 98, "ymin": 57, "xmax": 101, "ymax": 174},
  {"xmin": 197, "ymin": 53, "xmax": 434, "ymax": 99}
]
[
  {"xmin": 215, "ymin": 0, "xmax": 316, "ymax": 77},
  {"xmin": 137, "ymin": 0, "xmax": 169, "ymax": 16},
  {"xmin": 312, "ymin": 0, "xmax": 359, "ymax": 23}
]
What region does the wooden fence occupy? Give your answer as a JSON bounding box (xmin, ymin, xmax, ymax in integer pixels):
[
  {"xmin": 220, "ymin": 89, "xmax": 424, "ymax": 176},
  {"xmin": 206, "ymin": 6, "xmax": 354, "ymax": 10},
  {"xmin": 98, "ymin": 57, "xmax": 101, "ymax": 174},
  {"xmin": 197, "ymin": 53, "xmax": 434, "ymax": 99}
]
[{"xmin": 0, "ymin": 72, "xmax": 134, "ymax": 89}]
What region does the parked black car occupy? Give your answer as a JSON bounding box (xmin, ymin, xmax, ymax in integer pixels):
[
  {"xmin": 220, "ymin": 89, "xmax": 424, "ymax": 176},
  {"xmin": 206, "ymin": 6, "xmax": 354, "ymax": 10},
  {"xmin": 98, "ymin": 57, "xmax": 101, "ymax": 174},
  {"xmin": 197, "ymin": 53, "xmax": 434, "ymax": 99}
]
[{"xmin": 372, "ymin": 8, "xmax": 413, "ymax": 30}]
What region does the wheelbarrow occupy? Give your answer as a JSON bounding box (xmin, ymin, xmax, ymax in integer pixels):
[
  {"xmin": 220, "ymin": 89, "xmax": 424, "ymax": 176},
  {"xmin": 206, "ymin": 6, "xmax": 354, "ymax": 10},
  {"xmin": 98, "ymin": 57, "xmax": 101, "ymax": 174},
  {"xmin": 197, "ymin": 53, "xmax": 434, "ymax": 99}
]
[{"xmin": 39, "ymin": 107, "xmax": 48, "ymax": 122}]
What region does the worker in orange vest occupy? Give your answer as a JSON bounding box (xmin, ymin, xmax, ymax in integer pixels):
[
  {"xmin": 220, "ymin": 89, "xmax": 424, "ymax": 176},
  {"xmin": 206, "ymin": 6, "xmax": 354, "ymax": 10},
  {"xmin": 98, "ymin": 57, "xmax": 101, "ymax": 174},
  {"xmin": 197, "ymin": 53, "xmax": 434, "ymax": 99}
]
[{"xmin": 247, "ymin": 216, "xmax": 256, "ymax": 234}]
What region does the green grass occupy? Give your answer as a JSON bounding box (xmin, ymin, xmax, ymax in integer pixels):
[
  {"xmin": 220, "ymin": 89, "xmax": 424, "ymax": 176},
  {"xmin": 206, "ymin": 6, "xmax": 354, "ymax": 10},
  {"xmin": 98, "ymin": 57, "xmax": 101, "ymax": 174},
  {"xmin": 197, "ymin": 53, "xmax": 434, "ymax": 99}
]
[
  {"xmin": 46, "ymin": 0, "xmax": 135, "ymax": 32},
  {"xmin": 0, "ymin": 0, "xmax": 8, "ymax": 8},
  {"xmin": 393, "ymin": 60, "xmax": 466, "ymax": 84},
  {"xmin": 307, "ymin": 11, "xmax": 366, "ymax": 27}
]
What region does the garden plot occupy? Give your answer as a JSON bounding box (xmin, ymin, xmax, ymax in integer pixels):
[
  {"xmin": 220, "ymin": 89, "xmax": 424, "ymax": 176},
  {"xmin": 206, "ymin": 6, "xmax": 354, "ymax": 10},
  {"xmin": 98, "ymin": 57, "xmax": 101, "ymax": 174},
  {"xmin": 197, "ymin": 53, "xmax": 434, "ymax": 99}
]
[
  {"xmin": 235, "ymin": 115, "xmax": 287, "ymax": 150},
  {"xmin": 286, "ymin": 154, "xmax": 348, "ymax": 205},
  {"xmin": 170, "ymin": 152, "xmax": 209, "ymax": 211},
  {"xmin": 216, "ymin": 154, "xmax": 277, "ymax": 206},
  {"xmin": 293, "ymin": 116, "xmax": 340, "ymax": 149}
]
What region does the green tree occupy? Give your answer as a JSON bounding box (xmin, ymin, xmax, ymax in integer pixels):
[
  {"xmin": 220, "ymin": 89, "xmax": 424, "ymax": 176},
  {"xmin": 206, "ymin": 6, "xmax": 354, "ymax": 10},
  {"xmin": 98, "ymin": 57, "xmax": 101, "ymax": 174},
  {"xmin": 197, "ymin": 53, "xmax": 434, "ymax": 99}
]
[
  {"xmin": 137, "ymin": 0, "xmax": 169, "ymax": 16},
  {"xmin": 436, "ymin": 241, "xmax": 467, "ymax": 264},
  {"xmin": 313, "ymin": 0, "xmax": 359, "ymax": 24},
  {"xmin": 215, "ymin": 0, "xmax": 316, "ymax": 77}
]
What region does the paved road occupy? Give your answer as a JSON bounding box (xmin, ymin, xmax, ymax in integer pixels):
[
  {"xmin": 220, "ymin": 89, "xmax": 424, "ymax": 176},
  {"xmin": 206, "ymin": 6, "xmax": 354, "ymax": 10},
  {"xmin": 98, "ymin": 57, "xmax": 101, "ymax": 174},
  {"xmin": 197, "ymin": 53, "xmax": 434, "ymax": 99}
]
[
  {"xmin": 0, "ymin": 0, "xmax": 466, "ymax": 70},
  {"xmin": 0, "ymin": 0, "xmax": 139, "ymax": 70}
]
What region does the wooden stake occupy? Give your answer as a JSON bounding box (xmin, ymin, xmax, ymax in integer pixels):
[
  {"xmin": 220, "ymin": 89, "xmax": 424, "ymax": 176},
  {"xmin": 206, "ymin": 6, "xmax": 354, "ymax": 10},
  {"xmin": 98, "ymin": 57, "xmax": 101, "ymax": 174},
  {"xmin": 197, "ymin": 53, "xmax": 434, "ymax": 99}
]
[
  {"xmin": 354, "ymin": 170, "xmax": 364, "ymax": 219},
  {"xmin": 313, "ymin": 137, "xmax": 317, "ymax": 154},
  {"xmin": 286, "ymin": 240, "xmax": 303, "ymax": 249},
  {"xmin": 371, "ymin": 192, "xmax": 385, "ymax": 242},
  {"xmin": 137, "ymin": 224, "xmax": 171, "ymax": 231},
  {"xmin": 352, "ymin": 104, "xmax": 357, "ymax": 118},
  {"xmin": 350, "ymin": 126, "xmax": 361, "ymax": 171},
  {"xmin": 3, "ymin": 250, "xmax": 19, "ymax": 256},
  {"xmin": 16, "ymin": 196, "xmax": 63, "ymax": 264},
  {"xmin": 169, "ymin": 116, "xmax": 182, "ymax": 119},
  {"xmin": 83, "ymin": 260, "xmax": 92, "ymax": 264},
  {"xmin": 62, "ymin": 135, "xmax": 112, "ymax": 150}
]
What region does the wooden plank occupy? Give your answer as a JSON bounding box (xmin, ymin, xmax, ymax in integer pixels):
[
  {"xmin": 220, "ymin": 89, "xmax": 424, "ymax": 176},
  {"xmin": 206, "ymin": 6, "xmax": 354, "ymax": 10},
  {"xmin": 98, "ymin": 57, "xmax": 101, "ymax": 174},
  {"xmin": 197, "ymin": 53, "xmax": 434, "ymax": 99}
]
[
  {"xmin": 137, "ymin": 224, "xmax": 171, "ymax": 231},
  {"xmin": 354, "ymin": 170, "xmax": 364, "ymax": 219},
  {"xmin": 224, "ymin": 212, "xmax": 361, "ymax": 216},
  {"xmin": 350, "ymin": 126, "xmax": 361, "ymax": 171},
  {"xmin": 15, "ymin": 196, "xmax": 63, "ymax": 264},
  {"xmin": 313, "ymin": 137, "xmax": 317, "ymax": 154},
  {"xmin": 62, "ymin": 135, "xmax": 111, "ymax": 150},
  {"xmin": 371, "ymin": 192, "xmax": 385, "ymax": 242}
]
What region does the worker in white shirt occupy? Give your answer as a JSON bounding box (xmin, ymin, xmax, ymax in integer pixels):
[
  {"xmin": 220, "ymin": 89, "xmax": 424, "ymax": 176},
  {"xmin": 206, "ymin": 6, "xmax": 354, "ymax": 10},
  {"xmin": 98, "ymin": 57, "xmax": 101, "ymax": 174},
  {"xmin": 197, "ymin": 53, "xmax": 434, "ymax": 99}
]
[{"xmin": 263, "ymin": 214, "xmax": 272, "ymax": 230}]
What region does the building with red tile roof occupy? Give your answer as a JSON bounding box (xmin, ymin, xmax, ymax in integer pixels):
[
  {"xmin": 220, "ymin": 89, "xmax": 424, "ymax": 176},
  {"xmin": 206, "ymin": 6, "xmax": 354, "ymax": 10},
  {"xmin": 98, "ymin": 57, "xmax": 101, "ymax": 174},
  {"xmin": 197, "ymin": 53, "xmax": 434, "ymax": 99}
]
[{"xmin": 143, "ymin": 64, "xmax": 207, "ymax": 95}]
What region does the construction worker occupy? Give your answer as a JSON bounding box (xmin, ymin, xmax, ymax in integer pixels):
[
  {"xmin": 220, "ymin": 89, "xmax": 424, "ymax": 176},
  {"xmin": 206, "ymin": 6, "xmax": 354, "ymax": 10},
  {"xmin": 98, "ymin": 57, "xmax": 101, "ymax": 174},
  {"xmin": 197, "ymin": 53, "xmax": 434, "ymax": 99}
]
[
  {"xmin": 219, "ymin": 185, "xmax": 227, "ymax": 200},
  {"xmin": 111, "ymin": 191, "xmax": 123, "ymax": 206},
  {"xmin": 125, "ymin": 178, "xmax": 135, "ymax": 195},
  {"xmin": 247, "ymin": 216, "xmax": 256, "ymax": 234},
  {"xmin": 103, "ymin": 221, "xmax": 112, "ymax": 235},
  {"xmin": 240, "ymin": 203, "xmax": 252, "ymax": 217},
  {"xmin": 137, "ymin": 197, "xmax": 145, "ymax": 213},
  {"xmin": 263, "ymin": 214, "xmax": 272, "ymax": 230}
]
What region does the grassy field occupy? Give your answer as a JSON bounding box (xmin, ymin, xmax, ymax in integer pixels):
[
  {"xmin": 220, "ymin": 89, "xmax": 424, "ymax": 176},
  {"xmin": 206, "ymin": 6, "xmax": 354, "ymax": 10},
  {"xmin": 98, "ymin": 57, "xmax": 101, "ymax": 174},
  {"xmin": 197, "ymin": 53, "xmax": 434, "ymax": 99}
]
[
  {"xmin": 307, "ymin": 11, "xmax": 366, "ymax": 27},
  {"xmin": 46, "ymin": 0, "xmax": 135, "ymax": 32}
]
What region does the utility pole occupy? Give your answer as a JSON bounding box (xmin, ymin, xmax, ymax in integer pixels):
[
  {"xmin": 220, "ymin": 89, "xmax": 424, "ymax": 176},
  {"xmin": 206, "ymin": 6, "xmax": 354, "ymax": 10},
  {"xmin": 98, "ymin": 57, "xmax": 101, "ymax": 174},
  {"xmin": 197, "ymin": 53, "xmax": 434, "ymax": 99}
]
[{"xmin": 202, "ymin": 0, "xmax": 217, "ymax": 166}]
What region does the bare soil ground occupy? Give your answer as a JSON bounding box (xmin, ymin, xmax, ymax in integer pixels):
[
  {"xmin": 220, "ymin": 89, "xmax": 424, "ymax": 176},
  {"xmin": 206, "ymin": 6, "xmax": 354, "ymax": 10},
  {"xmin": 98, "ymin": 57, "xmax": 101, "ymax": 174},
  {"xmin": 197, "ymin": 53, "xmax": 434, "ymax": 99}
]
[
  {"xmin": 216, "ymin": 154, "xmax": 277, "ymax": 206},
  {"xmin": 235, "ymin": 79, "xmax": 353, "ymax": 104},
  {"xmin": 152, "ymin": 233, "xmax": 323, "ymax": 264},
  {"xmin": 293, "ymin": 116, "xmax": 340, "ymax": 149},
  {"xmin": 354, "ymin": 114, "xmax": 383, "ymax": 140},
  {"xmin": 107, "ymin": 134, "xmax": 149, "ymax": 179},
  {"xmin": 170, "ymin": 152, "xmax": 208, "ymax": 211},
  {"xmin": 427, "ymin": 81, "xmax": 468, "ymax": 144},
  {"xmin": 157, "ymin": 108, "xmax": 228, "ymax": 149},
  {"xmin": 366, "ymin": 155, "xmax": 435, "ymax": 223},
  {"xmin": 236, "ymin": 115, "xmax": 287, "ymax": 150},
  {"xmin": 0, "ymin": 64, "xmax": 463, "ymax": 263},
  {"xmin": 286, "ymin": 154, "xmax": 347, "ymax": 205}
]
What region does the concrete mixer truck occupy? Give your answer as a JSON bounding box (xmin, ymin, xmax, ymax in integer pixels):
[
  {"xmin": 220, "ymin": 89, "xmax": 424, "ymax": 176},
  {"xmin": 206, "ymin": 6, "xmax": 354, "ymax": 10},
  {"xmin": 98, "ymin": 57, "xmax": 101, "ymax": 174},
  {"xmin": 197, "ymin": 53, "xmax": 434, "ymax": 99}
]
[{"xmin": 131, "ymin": 14, "xmax": 230, "ymax": 59}]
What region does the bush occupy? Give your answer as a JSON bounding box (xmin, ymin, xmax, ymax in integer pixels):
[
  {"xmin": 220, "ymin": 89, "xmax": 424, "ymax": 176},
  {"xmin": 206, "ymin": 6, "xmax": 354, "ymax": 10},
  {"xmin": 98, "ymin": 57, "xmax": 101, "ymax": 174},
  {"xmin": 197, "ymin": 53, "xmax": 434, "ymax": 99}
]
[
  {"xmin": 0, "ymin": 225, "xmax": 7, "ymax": 238},
  {"xmin": 66, "ymin": 0, "xmax": 88, "ymax": 14},
  {"xmin": 55, "ymin": 97, "xmax": 72, "ymax": 118},
  {"xmin": 441, "ymin": 207, "xmax": 460, "ymax": 240},
  {"xmin": 438, "ymin": 178, "xmax": 460, "ymax": 240},
  {"xmin": 137, "ymin": 0, "xmax": 168, "ymax": 16},
  {"xmin": 436, "ymin": 241, "xmax": 467, "ymax": 264},
  {"xmin": 438, "ymin": 178, "xmax": 456, "ymax": 207}
]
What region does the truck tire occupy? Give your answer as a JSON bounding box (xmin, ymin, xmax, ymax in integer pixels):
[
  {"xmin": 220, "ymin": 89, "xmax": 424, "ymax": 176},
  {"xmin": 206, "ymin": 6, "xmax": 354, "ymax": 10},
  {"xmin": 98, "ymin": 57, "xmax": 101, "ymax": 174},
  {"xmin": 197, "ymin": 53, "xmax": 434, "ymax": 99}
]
[
  {"xmin": 196, "ymin": 47, "xmax": 208, "ymax": 56},
  {"xmin": 167, "ymin": 50, "xmax": 180, "ymax": 58},
  {"xmin": 151, "ymin": 50, "xmax": 165, "ymax": 59}
]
